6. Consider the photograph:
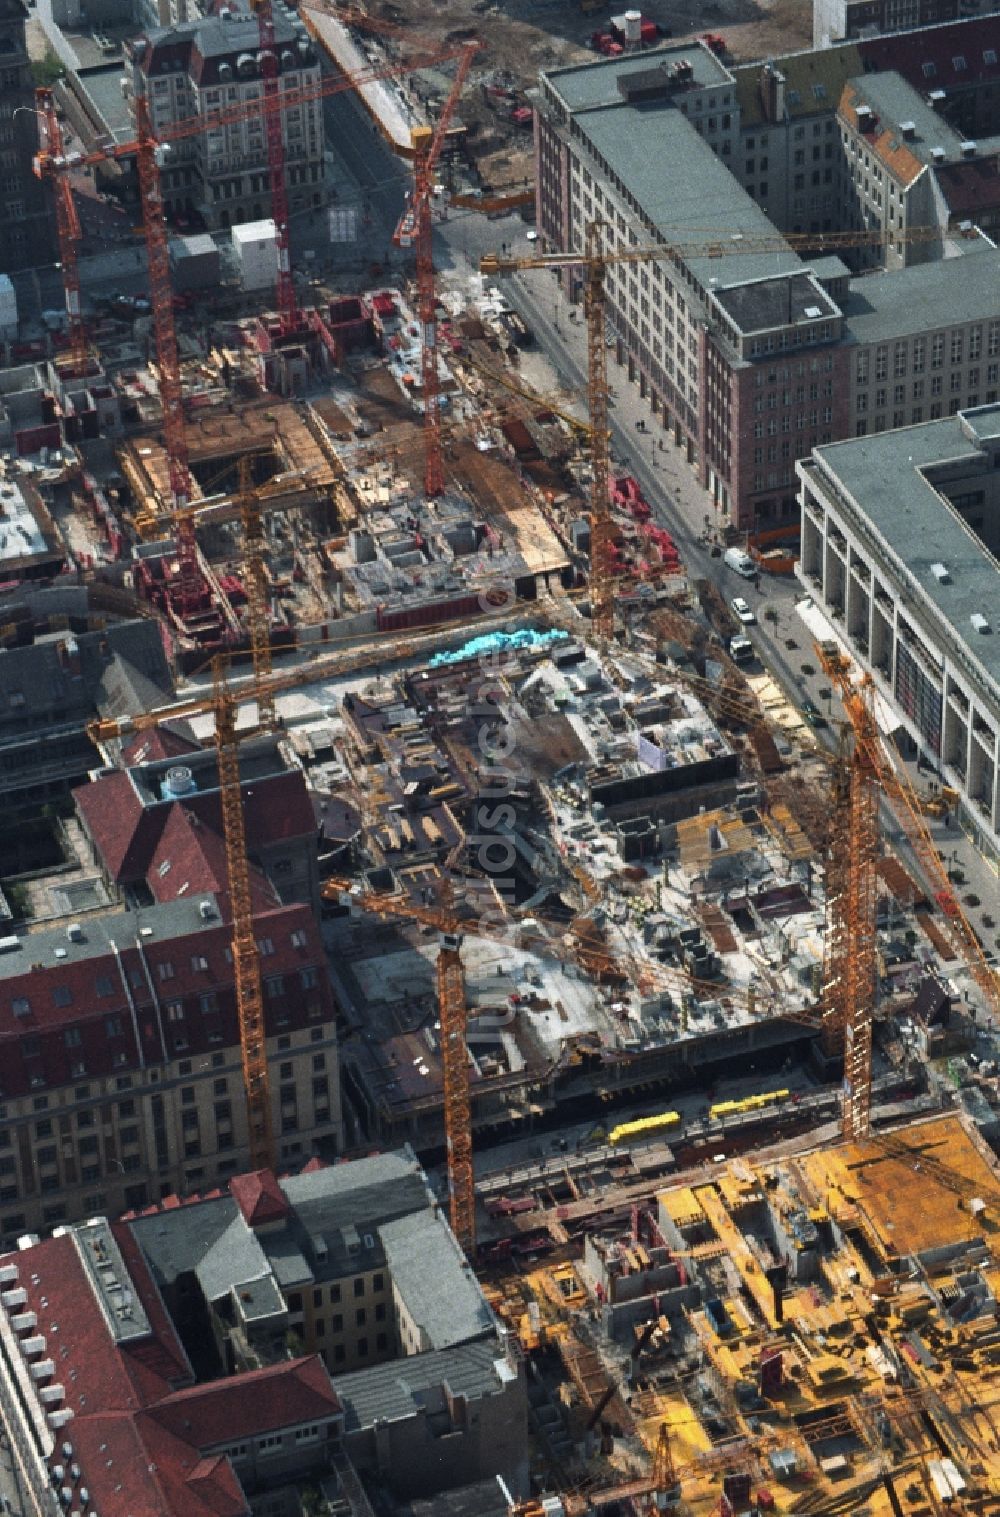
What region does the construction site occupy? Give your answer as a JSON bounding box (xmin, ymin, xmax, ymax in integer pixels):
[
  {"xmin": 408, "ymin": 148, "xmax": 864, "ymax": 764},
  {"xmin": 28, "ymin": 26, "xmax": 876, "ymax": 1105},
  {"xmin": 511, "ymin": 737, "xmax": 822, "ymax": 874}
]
[{"xmin": 4, "ymin": 5, "xmax": 1000, "ymax": 1517}]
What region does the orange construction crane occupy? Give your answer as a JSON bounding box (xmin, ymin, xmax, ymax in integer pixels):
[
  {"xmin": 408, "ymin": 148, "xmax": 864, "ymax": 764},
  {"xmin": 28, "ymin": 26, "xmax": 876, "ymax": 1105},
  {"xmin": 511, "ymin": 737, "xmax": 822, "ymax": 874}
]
[
  {"xmin": 236, "ymin": 455, "xmax": 277, "ymax": 732},
  {"xmin": 322, "ymin": 872, "xmax": 501, "ymax": 1253},
  {"xmin": 394, "ymin": 43, "xmax": 479, "ymax": 498},
  {"xmin": 213, "ymin": 659, "xmax": 275, "ymax": 1170},
  {"xmin": 250, "ymin": 0, "xmax": 298, "ymax": 333},
  {"xmin": 820, "ymin": 726, "xmax": 854, "ymax": 1056},
  {"xmin": 35, "ymin": 34, "xmax": 476, "ymax": 558},
  {"xmin": 506, "ymin": 1422, "xmax": 679, "ymax": 1516},
  {"xmin": 818, "ymin": 643, "xmax": 1000, "ymax": 1139},
  {"xmin": 482, "ymin": 220, "xmax": 965, "ymax": 641},
  {"xmin": 32, "ymin": 89, "xmax": 88, "ymax": 375}
]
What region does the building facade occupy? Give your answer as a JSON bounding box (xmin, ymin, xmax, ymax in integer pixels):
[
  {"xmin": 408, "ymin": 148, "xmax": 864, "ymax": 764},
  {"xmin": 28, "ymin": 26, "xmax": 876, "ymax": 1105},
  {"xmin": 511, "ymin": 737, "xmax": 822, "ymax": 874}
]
[
  {"xmin": 0, "ymin": 589, "xmax": 174, "ymax": 813},
  {"xmin": 126, "ymin": 8, "xmax": 324, "ymax": 229},
  {"xmin": 798, "ymin": 403, "xmax": 1000, "ymax": 860},
  {"xmin": 0, "ymin": 0, "xmax": 54, "ymax": 275},
  {"xmin": 0, "ymin": 1212, "xmax": 345, "ymax": 1517},
  {"xmin": 533, "ymin": 31, "xmax": 1000, "ymax": 531},
  {"xmin": 813, "ymin": 0, "xmax": 997, "ymax": 49},
  {"xmin": 0, "ymin": 893, "xmax": 342, "ymax": 1243}
]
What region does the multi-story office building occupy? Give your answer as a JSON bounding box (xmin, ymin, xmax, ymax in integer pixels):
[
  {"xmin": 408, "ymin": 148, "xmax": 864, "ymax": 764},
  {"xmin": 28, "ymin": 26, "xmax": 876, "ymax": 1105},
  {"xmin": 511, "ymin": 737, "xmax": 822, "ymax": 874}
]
[
  {"xmin": 0, "ymin": 1150, "xmax": 527, "ymax": 1516},
  {"xmin": 125, "ymin": 7, "xmax": 324, "ymax": 229},
  {"xmin": 798, "ymin": 402, "xmax": 1000, "ymax": 859},
  {"xmin": 0, "ymin": 588, "xmax": 174, "ymax": 812},
  {"xmin": 533, "ymin": 29, "xmax": 1000, "ymax": 532},
  {"xmin": 812, "ymin": 0, "xmax": 995, "ymax": 50},
  {"xmin": 0, "ymin": 0, "xmax": 54, "ymax": 275},
  {"xmin": 0, "ymin": 890, "xmax": 342, "ymax": 1242},
  {"xmin": 74, "ymin": 728, "xmax": 323, "ymax": 915}
]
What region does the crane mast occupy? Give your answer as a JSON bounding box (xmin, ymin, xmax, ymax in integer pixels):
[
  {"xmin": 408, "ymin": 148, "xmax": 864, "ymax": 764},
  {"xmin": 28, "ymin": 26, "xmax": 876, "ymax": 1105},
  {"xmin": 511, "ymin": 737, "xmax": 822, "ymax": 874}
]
[
  {"xmin": 236, "ymin": 456, "xmax": 277, "ymax": 733},
  {"xmin": 583, "ymin": 223, "xmax": 615, "ymax": 641},
  {"xmin": 438, "ymin": 933, "xmax": 475, "ymax": 1254},
  {"xmin": 213, "ymin": 661, "xmax": 275, "ymax": 1172},
  {"xmin": 32, "ymin": 89, "xmax": 87, "ymax": 375},
  {"xmin": 395, "ymin": 42, "xmax": 477, "ymax": 499},
  {"xmin": 252, "ymin": 0, "xmax": 299, "ymax": 333}
]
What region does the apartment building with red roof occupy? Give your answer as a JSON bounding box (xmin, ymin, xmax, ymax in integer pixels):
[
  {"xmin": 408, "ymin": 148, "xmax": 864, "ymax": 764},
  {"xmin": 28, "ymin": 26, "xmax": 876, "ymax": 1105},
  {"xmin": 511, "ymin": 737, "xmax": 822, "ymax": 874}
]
[{"xmin": 0, "ymin": 1149, "xmax": 527, "ymax": 1516}]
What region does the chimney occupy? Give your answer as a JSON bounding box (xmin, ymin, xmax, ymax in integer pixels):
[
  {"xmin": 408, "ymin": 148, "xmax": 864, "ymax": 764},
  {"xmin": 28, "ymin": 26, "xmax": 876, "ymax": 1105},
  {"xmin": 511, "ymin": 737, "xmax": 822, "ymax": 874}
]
[
  {"xmin": 57, "ymin": 636, "xmax": 82, "ymax": 680},
  {"xmin": 760, "ymin": 62, "xmax": 786, "ymax": 123}
]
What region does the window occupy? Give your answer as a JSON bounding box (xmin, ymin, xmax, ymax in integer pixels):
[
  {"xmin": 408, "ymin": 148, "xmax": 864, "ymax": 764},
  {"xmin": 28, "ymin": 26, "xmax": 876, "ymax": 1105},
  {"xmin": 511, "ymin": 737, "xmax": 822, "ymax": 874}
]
[
  {"xmin": 52, "ymin": 986, "xmax": 72, "ymax": 1008},
  {"xmin": 105, "ymin": 1016, "xmax": 123, "ymax": 1039},
  {"xmin": 12, "ymin": 999, "xmax": 30, "ymax": 1019},
  {"xmin": 375, "ymin": 1302, "xmax": 387, "ymax": 1322},
  {"xmin": 166, "ymin": 1002, "xmax": 184, "ymax": 1023},
  {"xmin": 214, "ymin": 1077, "xmax": 228, "ymax": 1096},
  {"xmin": 376, "ymin": 1332, "xmax": 388, "ymax": 1352},
  {"xmin": 258, "ymin": 1435, "xmax": 282, "ymax": 1453},
  {"xmin": 266, "ymin": 976, "xmax": 284, "ymax": 998},
  {"xmin": 95, "ymin": 975, "xmax": 114, "ymax": 998},
  {"xmin": 257, "ymin": 938, "xmax": 275, "ymax": 957},
  {"xmin": 330, "ymin": 1283, "xmax": 341, "ymax": 1304},
  {"xmin": 952, "ymin": 55, "xmax": 967, "ymax": 71},
  {"xmin": 291, "ymin": 929, "xmax": 308, "ymax": 950},
  {"xmin": 301, "ymin": 967, "xmax": 319, "ymax": 990},
  {"xmin": 64, "ymin": 1028, "xmax": 81, "ymax": 1049},
  {"xmin": 354, "ymin": 1277, "xmax": 365, "ymax": 1298},
  {"xmin": 157, "ymin": 962, "xmax": 175, "ymax": 982},
  {"xmin": 35, "ymin": 1119, "xmax": 52, "ymax": 1139},
  {"xmin": 332, "ymin": 1312, "xmax": 343, "ymax": 1332}
]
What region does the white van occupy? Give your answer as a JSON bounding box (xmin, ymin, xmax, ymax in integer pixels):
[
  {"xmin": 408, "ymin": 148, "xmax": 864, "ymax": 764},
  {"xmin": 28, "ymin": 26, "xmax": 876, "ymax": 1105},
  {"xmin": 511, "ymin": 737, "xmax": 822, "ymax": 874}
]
[{"xmin": 723, "ymin": 546, "xmax": 756, "ymax": 578}]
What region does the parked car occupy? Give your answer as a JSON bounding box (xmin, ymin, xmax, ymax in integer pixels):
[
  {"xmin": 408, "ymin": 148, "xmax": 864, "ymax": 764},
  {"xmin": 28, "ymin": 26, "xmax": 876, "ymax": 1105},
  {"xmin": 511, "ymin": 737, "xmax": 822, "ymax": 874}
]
[{"xmin": 731, "ymin": 596, "xmax": 756, "ymax": 625}]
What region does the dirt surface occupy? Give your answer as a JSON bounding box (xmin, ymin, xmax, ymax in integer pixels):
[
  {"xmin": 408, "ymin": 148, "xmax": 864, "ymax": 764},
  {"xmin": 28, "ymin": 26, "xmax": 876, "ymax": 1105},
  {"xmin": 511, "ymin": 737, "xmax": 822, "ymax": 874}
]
[{"xmin": 376, "ymin": 0, "xmax": 812, "ymax": 182}]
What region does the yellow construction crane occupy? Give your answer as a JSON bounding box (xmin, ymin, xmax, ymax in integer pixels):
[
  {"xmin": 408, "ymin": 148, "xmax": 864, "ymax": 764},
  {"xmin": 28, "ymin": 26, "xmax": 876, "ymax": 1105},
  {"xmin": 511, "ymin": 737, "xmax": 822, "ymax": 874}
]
[
  {"xmin": 818, "ymin": 644, "xmax": 999, "ymax": 1140},
  {"xmin": 506, "ymin": 1421, "xmax": 680, "ymax": 1517},
  {"xmin": 482, "ymin": 221, "xmax": 965, "ymax": 642},
  {"xmin": 321, "ymin": 872, "xmax": 514, "ymax": 1254}
]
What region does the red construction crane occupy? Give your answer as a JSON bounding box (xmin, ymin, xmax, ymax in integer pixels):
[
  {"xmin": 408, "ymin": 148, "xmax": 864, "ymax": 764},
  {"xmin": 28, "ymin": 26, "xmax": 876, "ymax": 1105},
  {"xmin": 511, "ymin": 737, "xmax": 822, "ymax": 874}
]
[
  {"xmin": 394, "ymin": 41, "xmax": 478, "ymax": 498},
  {"xmin": 32, "ymin": 88, "xmax": 88, "ymax": 376},
  {"xmin": 250, "ymin": 0, "xmax": 298, "ymax": 334},
  {"xmin": 38, "ymin": 34, "xmax": 476, "ymax": 518}
]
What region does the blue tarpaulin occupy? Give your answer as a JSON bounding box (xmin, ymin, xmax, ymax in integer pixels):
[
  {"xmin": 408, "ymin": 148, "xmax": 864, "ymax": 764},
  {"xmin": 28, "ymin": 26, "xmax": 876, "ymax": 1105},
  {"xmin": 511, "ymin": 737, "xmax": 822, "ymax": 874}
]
[{"xmin": 428, "ymin": 628, "xmax": 569, "ymax": 667}]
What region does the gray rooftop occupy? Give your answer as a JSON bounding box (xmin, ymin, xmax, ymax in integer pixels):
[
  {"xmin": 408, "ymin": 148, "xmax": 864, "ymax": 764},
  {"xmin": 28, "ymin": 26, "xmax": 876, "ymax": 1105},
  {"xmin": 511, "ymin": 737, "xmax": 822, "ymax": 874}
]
[
  {"xmin": 332, "ymin": 1340, "xmax": 514, "ymax": 1433},
  {"xmin": 130, "ymin": 1196, "xmax": 243, "ymax": 1293},
  {"xmin": 0, "ymin": 893, "xmax": 226, "ymax": 982},
  {"xmin": 77, "ymin": 63, "xmax": 135, "ymax": 142},
  {"xmin": 848, "ymin": 71, "xmax": 966, "ymax": 164},
  {"xmin": 843, "ymin": 237, "xmax": 1000, "ymax": 345},
  {"xmin": 380, "ymin": 1210, "xmax": 495, "ymax": 1351},
  {"xmin": 573, "ymin": 106, "xmax": 802, "ymax": 290},
  {"xmin": 733, "ymin": 43, "xmax": 863, "ymax": 127},
  {"xmin": 279, "ymin": 1149, "xmax": 431, "ymax": 1280},
  {"xmin": 145, "ymin": 9, "xmax": 301, "ymax": 56},
  {"xmin": 712, "ymin": 271, "xmax": 840, "ymax": 335},
  {"xmin": 0, "ymin": 615, "xmax": 171, "ymax": 724},
  {"xmin": 808, "ymin": 403, "xmax": 1000, "ymax": 691},
  {"xmin": 545, "ymin": 44, "xmax": 731, "ymax": 113}
]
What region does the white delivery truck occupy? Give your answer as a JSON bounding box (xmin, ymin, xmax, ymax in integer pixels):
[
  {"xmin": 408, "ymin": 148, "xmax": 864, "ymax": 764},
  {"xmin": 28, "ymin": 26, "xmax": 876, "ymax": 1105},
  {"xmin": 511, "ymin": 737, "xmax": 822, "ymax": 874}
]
[{"xmin": 723, "ymin": 546, "xmax": 756, "ymax": 578}]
